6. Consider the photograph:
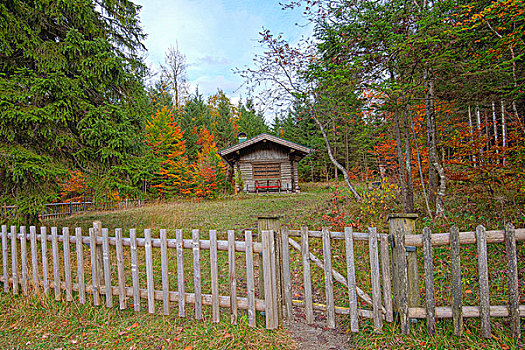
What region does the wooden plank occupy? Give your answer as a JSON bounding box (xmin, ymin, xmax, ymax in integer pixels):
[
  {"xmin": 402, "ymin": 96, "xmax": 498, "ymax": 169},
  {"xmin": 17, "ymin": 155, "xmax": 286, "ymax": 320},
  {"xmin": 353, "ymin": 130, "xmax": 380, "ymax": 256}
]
[
  {"xmin": 228, "ymin": 230, "xmax": 238, "ymax": 325},
  {"xmin": 380, "ymin": 235, "xmax": 393, "ymax": 323},
  {"xmin": 51, "ymin": 227, "xmax": 61, "ymax": 301},
  {"xmin": 192, "ymin": 229, "xmax": 202, "ymax": 320},
  {"xmin": 345, "ymin": 227, "xmax": 359, "ymax": 332},
  {"xmin": 369, "ymin": 227, "xmax": 383, "ymax": 332},
  {"xmin": 301, "ymin": 226, "xmax": 314, "ymax": 324},
  {"xmin": 30, "ymin": 226, "xmax": 40, "ymax": 294},
  {"xmin": 404, "ymin": 228, "xmax": 525, "ymax": 247},
  {"xmin": 130, "ymin": 229, "xmax": 140, "ymax": 312},
  {"xmin": 505, "ymin": 223, "xmax": 521, "ymax": 338},
  {"xmin": 102, "ymin": 228, "xmax": 112, "ymax": 307},
  {"xmin": 11, "ymin": 226, "xmax": 18, "ymax": 295},
  {"xmin": 73, "ymin": 234, "xmax": 264, "ymax": 253},
  {"xmin": 322, "ymin": 227, "xmax": 336, "ymax": 329},
  {"xmin": 63, "ymin": 227, "xmax": 73, "ymax": 301},
  {"xmin": 93, "ymin": 221, "xmax": 104, "ymax": 292},
  {"xmin": 245, "ymin": 230, "xmax": 256, "ymax": 327},
  {"xmin": 391, "ymin": 222, "xmax": 409, "ymax": 334},
  {"xmin": 75, "ymin": 227, "xmax": 85, "ymax": 304},
  {"xmin": 160, "ymin": 229, "xmax": 170, "ymax": 315},
  {"xmin": 115, "ymin": 228, "xmax": 126, "ymax": 310},
  {"xmin": 2, "ymin": 225, "xmax": 8, "ymax": 293},
  {"xmin": 144, "ymin": 229, "xmax": 155, "ymax": 314},
  {"xmin": 262, "ymin": 229, "xmax": 278, "ymax": 329},
  {"xmin": 281, "ymin": 226, "xmax": 292, "ymax": 324},
  {"xmin": 210, "ymin": 229, "xmax": 220, "ymax": 322},
  {"xmin": 409, "ymin": 305, "xmax": 525, "ymax": 318},
  {"xmin": 41, "ymin": 226, "xmax": 49, "ymax": 296},
  {"xmin": 176, "ymin": 229, "xmax": 185, "ymax": 317},
  {"xmin": 19, "ymin": 226, "xmax": 28, "ymax": 296},
  {"xmin": 476, "ymin": 225, "xmax": 491, "ymax": 338},
  {"xmin": 422, "ymin": 227, "xmax": 436, "ymax": 336},
  {"xmin": 450, "ymin": 225, "xmax": 463, "ymax": 336},
  {"xmin": 89, "ymin": 227, "xmax": 100, "ymax": 306}
]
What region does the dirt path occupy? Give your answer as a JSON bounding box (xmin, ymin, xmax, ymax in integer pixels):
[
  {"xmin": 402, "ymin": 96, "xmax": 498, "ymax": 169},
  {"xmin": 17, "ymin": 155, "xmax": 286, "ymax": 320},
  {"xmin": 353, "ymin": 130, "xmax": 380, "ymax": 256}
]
[{"xmin": 288, "ymin": 308, "xmax": 353, "ymax": 350}]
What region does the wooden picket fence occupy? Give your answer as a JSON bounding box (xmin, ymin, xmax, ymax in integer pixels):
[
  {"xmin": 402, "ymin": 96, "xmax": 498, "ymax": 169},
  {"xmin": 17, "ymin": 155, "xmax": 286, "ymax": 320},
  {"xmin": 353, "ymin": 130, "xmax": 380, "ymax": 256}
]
[
  {"xmin": 391, "ymin": 222, "xmax": 525, "ymax": 338},
  {"xmin": 0, "ymin": 218, "xmax": 523, "ymax": 336}
]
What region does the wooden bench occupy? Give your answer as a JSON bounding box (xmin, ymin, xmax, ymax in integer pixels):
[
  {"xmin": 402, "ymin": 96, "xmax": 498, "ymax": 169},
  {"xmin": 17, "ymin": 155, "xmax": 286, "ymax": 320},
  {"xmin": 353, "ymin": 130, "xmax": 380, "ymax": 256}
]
[{"xmin": 255, "ymin": 179, "xmax": 281, "ymax": 193}]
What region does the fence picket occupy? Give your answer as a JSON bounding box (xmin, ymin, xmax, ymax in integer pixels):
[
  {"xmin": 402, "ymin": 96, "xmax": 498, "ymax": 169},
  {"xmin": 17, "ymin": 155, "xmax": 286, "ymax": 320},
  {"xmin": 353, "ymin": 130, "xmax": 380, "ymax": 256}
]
[
  {"xmin": 281, "ymin": 226, "xmax": 292, "ymax": 324},
  {"xmin": 262, "ymin": 229, "xmax": 278, "ymax": 330},
  {"xmin": 41, "ymin": 227, "xmax": 49, "ymax": 296},
  {"xmin": 505, "ymin": 223, "xmax": 520, "ymax": 338},
  {"xmin": 300, "ymin": 226, "xmax": 314, "ymax": 324},
  {"xmin": 476, "ymin": 225, "xmax": 491, "ymax": 338},
  {"xmin": 102, "ymin": 228, "xmax": 112, "ymax": 308},
  {"xmin": 130, "ymin": 229, "xmax": 140, "ymax": 312},
  {"xmin": 176, "ymin": 229, "xmax": 185, "ymax": 317},
  {"xmin": 380, "ymin": 235, "xmax": 393, "ymax": 323},
  {"xmin": 63, "ymin": 227, "xmax": 73, "ymax": 301},
  {"xmin": 369, "ymin": 227, "xmax": 383, "ymax": 332},
  {"xmin": 89, "ymin": 227, "xmax": 100, "ymax": 306},
  {"xmin": 51, "ymin": 227, "xmax": 61, "ymax": 300},
  {"xmin": 160, "ymin": 229, "xmax": 169, "ymax": 315},
  {"xmin": 450, "ymin": 225, "xmax": 463, "ymax": 336},
  {"xmin": 192, "ymin": 229, "xmax": 202, "ymax": 320},
  {"xmin": 322, "ymin": 227, "xmax": 336, "ymax": 329},
  {"xmin": 391, "ymin": 223, "xmax": 409, "ymax": 334},
  {"xmin": 228, "ymin": 230, "xmax": 237, "ymax": 325},
  {"xmin": 2, "ymin": 225, "xmax": 7, "ymax": 292},
  {"xmin": 344, "ymin": 227, "xmax": 359, "ymax": 332},
  {"xmin": 30, "ymin": 226, "xmax": 40, "ymax": 294},
  {"xmin": 75, "ymin": 228, "xmax": 85, "ymax": 304},
  {"xmin": 422, "ymin": 227, "xmax": 436, "ymax": 336},
  {"xmin": 11, "ymin": 226, "xmax": 18, "ymax": 295},
  {"xmin": 210, "ymin": 229, "xmax": 220, "ymax": 322},
  {"xmin": 144, "ymin": 229, "xmax": 155, "ymax": 314},
  {"xmin": 115, "ymin": 228, "xmax": 126, "ymax": 310},
  {"xmin": 245, "ymin": 230, "xmax": 256, "ymax": 327},
  {"xmin": 20, "ymin": 226, "xmax": 28, "ymax": 296}
]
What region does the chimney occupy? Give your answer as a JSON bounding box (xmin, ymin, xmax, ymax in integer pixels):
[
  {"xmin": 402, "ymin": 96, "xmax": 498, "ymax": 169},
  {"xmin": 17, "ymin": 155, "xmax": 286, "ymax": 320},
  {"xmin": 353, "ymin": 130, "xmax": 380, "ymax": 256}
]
[{"xmin": 238, "ymin": 132, "xmax": 247, "ymax": 143}]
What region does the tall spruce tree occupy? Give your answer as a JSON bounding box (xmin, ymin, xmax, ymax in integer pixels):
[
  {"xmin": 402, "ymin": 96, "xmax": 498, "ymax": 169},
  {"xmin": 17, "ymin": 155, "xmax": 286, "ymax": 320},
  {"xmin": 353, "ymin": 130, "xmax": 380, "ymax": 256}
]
[{"xmin": 0, "ymin": 0, "xmax": 148, "ymax": 222}]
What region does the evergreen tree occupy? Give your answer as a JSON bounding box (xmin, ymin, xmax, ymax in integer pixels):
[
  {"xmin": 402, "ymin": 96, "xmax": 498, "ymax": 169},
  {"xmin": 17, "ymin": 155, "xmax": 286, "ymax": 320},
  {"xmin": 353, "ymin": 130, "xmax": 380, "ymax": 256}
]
[{"xmin": 0, "ymin": 0, "xmax": 148, "ymax": 221}]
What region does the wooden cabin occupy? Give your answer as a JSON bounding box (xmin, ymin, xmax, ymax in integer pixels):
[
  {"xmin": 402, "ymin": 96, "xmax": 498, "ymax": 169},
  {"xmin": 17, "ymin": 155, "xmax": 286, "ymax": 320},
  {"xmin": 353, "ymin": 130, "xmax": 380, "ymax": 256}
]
[{"xmin": 218, "ymin": 133, "xmax": 313, "ymax": 193}]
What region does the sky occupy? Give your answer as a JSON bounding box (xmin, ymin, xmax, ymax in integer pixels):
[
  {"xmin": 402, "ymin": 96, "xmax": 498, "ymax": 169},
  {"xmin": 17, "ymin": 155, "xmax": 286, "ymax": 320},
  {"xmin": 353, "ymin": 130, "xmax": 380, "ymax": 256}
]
[{"xmin": 134, "ymin": 0, "xmax": 312, "ymax": 106}]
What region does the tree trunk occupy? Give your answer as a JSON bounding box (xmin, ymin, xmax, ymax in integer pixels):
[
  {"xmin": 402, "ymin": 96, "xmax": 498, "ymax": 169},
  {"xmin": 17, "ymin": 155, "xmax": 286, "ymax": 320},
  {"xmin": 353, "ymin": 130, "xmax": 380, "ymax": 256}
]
[
  {"xmin": 403, "ymin": 109, "xmax": 415, "ymax": 213},
  {"xmin": 425, "ymin": 70, "xmax": 437, "ymax": 208},
  {"xmin": 425, "ymin": 69, "xmax": 445, "ymax": 217},
  {"xmin": 311, "ymin": 114, "xmax": 361, "ymax": 200},
  {"xmin": 394, "ymin": 111, "xmax": 408, "ymax": 211}
]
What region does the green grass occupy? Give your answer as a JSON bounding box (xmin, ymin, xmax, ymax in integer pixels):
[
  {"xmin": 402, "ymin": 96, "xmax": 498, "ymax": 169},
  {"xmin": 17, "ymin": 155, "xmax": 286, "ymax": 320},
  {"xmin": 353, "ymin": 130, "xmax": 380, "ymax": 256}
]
[{"xmin": 0, "ymin": 181, "xmax": 523, "ymax": 349}]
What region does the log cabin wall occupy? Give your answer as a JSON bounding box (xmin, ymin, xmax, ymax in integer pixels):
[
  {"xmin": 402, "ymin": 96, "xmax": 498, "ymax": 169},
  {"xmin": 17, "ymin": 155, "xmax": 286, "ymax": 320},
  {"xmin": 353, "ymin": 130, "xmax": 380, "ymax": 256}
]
[{"xmin": 238, "ymin": 142, "xmax": 294, "ymax": 192}]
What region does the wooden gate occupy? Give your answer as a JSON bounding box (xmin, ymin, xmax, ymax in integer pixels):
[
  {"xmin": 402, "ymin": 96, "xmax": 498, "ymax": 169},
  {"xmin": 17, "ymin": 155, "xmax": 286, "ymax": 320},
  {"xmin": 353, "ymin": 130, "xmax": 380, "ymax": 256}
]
[{"xmin": 258, "ymin": 222, "xmax": 393, "ymax": 332}]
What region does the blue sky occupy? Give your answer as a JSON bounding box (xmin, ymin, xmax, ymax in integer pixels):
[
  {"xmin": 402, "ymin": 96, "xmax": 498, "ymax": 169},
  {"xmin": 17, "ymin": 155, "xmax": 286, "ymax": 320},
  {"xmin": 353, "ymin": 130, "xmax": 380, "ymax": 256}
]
[{"xmin": 134, "ymin": 0, "xmax": 311, "ymax": 105}]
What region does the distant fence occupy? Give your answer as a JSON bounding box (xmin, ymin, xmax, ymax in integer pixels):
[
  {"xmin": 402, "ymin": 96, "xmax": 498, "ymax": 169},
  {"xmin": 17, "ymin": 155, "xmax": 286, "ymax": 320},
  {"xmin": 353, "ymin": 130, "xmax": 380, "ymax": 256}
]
[
  {"xmin": 0, "ymin": 216, "xmax": 523, "ymax": 335},
  {"xmin": 1, "ymin": 199, "xmax": 144, "ymax": 220}
]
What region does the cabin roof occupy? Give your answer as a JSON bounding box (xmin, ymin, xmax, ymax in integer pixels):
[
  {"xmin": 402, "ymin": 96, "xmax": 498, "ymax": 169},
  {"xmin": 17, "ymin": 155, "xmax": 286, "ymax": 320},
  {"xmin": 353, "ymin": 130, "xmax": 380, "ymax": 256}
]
[{"xmin": 218, "ymin": 133, "xmax": 313, "ymax": 166}]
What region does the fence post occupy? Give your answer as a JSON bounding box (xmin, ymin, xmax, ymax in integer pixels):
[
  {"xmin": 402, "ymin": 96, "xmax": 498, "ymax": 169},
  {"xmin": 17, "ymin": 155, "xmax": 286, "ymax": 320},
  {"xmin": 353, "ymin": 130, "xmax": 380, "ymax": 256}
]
[
  {"xmin": 93, "ymin": 221, "xmax": 104, "ymax": 298},
  {"xmin": 388, "ymin": 213, "xmax": 418, "ymax": 334},
  {"xmin": 257, "ymin": 216, "xmax": 282, "ymax": 324}
]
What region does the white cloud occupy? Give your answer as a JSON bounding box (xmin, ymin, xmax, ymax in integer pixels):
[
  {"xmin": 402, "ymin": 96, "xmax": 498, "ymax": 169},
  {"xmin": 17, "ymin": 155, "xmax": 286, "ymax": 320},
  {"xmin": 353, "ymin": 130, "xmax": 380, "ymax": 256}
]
[{"xmin": 135, "ymin": 0, "xmax": 312, "ymax": 109}]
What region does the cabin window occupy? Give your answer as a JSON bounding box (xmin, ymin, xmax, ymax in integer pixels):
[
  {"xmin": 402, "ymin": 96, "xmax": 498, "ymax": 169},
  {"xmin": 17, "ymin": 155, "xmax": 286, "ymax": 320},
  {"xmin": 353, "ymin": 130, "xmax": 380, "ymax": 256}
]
[{"xmin": 252, "ymin": 162, "xmax": 281, "ymax": 179}]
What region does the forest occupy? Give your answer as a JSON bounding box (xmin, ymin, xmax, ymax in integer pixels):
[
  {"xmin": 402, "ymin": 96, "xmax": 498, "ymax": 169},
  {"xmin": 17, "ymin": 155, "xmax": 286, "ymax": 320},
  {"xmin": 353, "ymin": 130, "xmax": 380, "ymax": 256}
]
[{"xmin": 1, "ymin": 0, "xmax": 524, "ymax": 225}]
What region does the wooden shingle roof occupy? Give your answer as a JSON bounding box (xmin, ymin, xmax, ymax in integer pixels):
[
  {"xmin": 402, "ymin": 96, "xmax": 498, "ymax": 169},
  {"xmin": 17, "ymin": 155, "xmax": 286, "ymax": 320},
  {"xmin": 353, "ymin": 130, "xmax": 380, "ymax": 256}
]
[{"xmin": 218, "ymin": 133, "xmax": 313, "ymax": 165}]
